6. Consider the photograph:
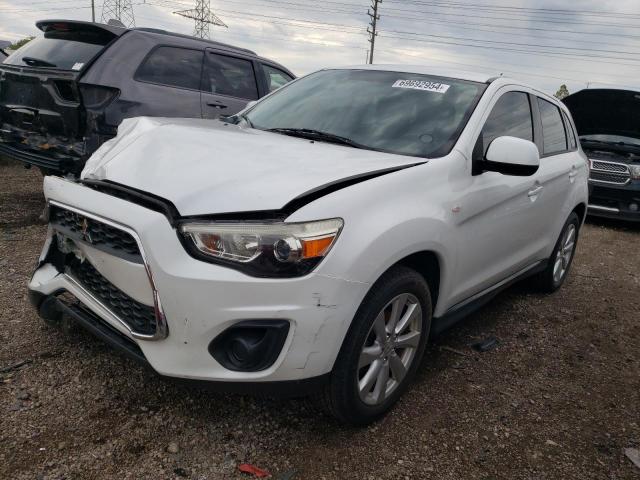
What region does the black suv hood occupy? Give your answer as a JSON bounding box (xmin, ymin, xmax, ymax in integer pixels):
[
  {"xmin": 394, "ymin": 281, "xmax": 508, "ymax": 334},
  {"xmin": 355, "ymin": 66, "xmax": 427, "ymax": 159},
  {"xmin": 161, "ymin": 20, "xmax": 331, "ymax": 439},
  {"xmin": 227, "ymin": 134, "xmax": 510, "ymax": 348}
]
[{"xmin": 563, "ymin": 89, "xmax": 640, "ymax": 140}]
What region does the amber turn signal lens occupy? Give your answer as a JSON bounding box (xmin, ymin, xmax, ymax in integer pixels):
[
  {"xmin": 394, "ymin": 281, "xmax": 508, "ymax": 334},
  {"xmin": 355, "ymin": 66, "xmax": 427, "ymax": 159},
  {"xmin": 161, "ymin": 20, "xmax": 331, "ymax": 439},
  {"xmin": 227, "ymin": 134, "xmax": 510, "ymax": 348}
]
[{"xmin": 301, "ymin": 235, "xmax": 335, "ymax": 258}]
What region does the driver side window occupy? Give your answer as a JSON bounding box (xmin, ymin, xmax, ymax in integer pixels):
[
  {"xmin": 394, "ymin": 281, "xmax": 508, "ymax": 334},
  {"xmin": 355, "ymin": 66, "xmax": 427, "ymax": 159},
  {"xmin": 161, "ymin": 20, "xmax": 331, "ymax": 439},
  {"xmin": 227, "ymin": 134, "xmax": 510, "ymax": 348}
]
[{"xmin": 478, "ymin": 91, "xmax": 534, "ymax": 157}]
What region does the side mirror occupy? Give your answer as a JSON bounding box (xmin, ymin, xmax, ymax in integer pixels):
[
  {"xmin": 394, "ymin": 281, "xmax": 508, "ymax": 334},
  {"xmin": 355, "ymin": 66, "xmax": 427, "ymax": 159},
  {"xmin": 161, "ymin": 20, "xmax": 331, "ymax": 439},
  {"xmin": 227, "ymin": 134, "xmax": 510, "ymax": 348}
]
[{"xmin": 483, "ymin": 136, "xmax": 540, "ymax": 176}]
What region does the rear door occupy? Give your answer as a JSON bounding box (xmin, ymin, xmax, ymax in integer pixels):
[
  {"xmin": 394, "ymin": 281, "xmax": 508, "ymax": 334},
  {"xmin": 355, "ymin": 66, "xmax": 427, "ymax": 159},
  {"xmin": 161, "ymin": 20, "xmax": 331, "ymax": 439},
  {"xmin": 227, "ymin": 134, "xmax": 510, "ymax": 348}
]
[
  {"xmin": 529, "ymin": 96, "xmax": 580, "ymax": 251},
  {"xmin": 200, "ymin": 49, "xmax": 260, "ymax": 119},
  {"xmin": 0, "ymin": 21, "xmax": 120, "ymax": 170},
  {"xmin": 133, "ymin": 45, "xmax": 203, "ymax": 118}
]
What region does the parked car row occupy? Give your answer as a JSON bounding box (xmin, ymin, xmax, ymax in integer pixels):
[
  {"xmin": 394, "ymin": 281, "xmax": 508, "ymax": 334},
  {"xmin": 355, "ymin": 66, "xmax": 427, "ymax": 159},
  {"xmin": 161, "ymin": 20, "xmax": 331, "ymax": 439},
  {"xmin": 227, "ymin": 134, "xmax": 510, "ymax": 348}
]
[
  {"xmin": 1, "ymin": 19, "xmax": 633, "ymax": 424},
  {"xmin": 0, "ymin": 20, "xmax": 294, "ymax": 175}
]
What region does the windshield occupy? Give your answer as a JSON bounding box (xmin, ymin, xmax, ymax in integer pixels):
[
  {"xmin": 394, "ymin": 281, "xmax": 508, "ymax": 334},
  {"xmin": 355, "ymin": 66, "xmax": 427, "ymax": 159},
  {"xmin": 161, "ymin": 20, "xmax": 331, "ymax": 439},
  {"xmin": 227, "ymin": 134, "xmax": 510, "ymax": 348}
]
[
  {"xmin": 5, "ymin": 30, "xmax": 113, "ymax": 71},
  {"xmin": 580, "ymin": 134, "xmax": 640, "ymax": 147},
  {"xmin": 245, "ymin": 69, "xmax": 486, "ymax": 158}
]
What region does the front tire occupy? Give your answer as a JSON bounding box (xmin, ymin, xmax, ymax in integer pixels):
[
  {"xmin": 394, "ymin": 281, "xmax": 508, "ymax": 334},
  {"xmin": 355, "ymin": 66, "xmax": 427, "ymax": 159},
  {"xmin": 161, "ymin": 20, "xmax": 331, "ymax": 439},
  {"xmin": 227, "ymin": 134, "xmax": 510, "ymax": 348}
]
[{"xmin": 321, "ymin": 266, "xmax": 432, "ymax": 425}]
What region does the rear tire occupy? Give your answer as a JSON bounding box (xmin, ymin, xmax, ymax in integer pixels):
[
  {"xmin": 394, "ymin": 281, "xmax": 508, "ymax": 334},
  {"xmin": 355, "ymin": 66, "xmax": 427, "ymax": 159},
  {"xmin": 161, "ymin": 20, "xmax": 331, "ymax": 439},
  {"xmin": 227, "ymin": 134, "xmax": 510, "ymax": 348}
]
[
  {"xmin": 532, "ymin": 212, "xmax": 580, "ymax": 293},
  {"xmin": 320, "ymin": 265, "xmax": 432, "ymax": 425}
]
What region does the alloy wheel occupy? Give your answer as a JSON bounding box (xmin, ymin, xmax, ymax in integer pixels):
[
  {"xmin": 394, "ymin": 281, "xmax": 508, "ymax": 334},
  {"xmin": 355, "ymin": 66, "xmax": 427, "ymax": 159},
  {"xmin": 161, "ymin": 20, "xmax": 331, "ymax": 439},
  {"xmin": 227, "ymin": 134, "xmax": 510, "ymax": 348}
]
[
  {"xmin": 357, "ymin": 293, "xmax": 423, "ymax": 406},
  {"xmin": 553, "ymin": 223, "xmax": 576, "ymax": 284}
]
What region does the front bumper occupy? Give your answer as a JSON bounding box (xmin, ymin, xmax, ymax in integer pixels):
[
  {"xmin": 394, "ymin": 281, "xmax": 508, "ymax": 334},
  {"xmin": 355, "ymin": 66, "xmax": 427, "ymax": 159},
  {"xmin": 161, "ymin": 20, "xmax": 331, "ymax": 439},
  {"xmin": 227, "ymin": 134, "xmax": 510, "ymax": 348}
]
[
  {"xmin": 29, "ymin": 176, "xmax": 370, "ymax": 384},
  {"xmin": 588, "ymin": 181, "xmax": 640, "ymax": 221}
]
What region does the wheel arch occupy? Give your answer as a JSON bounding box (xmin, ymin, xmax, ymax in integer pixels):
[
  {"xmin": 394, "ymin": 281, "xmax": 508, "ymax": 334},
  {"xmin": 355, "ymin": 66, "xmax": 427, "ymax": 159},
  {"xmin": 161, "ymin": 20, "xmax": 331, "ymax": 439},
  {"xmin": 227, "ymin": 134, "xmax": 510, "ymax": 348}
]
[
  {"xmin": 396, "ymin": 250, "xmax": 441, "ymax": 313},
  {"xmin": 573, "ymin": 202, "xmax": 587, "ymax": 224}
]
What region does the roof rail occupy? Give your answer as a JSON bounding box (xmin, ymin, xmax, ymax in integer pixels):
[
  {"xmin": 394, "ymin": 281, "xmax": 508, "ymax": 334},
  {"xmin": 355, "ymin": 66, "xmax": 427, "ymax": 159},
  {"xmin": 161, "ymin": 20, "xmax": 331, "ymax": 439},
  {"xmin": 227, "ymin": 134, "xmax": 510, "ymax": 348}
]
[{"xmin": 133, "ymin": 27, "xmax": 256, "ymax": 55}]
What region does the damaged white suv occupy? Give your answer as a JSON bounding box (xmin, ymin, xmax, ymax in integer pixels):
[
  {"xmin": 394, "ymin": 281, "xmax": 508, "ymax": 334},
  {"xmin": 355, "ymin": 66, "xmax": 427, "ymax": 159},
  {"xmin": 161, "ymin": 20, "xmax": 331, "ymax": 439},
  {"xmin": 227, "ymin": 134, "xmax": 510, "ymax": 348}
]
[{"xmin": 29, "ymin": 66, "xmax": 588, "ymax": 424}]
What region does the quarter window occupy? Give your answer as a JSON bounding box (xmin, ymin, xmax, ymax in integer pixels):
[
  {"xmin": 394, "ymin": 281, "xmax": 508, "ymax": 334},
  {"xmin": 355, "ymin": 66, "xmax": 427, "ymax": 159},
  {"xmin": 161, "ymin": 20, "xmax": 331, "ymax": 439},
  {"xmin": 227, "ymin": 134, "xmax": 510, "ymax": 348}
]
[
  {"xmin": 562, "ymin": 112, "xmax": 577, "ymax": 150},
  {"xmin": 262, "ymin": 64, "xmax": 293, "ymax": 92},
  {"xmin": 136, "ymin": 46, "xmax": 203, "ymax": 90},
  {"xmin": 481, "ymin": 92, "xmax": 533, "ymax": 154},
  {"xmin": 537, "ymin": 97, "xmax": 568, "ymax": 155},
  {"xmin": 203, "ymin": 53, "xmax": 258, "ymax": 100}
]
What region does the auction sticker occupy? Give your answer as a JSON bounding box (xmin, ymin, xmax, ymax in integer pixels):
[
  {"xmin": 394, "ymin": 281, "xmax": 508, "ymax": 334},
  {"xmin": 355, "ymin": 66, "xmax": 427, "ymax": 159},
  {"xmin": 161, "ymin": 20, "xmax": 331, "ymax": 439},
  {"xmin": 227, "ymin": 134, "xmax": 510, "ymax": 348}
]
[{"xmin": 392, "ymin": 79, "xmax": 450, "ymax": 93}]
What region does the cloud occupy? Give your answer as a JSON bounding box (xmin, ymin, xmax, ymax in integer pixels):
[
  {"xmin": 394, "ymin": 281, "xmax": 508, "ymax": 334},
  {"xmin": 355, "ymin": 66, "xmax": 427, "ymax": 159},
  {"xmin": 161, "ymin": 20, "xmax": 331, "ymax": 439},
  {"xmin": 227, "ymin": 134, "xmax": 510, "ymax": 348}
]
[{"xmin": 1, "ymin": 0, "xmax": 639, "ymax": 93}]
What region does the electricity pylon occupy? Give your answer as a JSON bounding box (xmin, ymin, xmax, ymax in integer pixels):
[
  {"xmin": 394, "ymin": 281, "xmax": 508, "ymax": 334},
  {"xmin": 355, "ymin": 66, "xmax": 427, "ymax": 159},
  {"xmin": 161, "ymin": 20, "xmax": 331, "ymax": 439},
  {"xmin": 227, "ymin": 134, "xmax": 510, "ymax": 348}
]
[
  {"xmin": 100, "ymin": 0, "xmax": 136, "ymax": 27},
  {"xmin": 175, "ymin": 0, "xmax": 228, "ymax": 39}
]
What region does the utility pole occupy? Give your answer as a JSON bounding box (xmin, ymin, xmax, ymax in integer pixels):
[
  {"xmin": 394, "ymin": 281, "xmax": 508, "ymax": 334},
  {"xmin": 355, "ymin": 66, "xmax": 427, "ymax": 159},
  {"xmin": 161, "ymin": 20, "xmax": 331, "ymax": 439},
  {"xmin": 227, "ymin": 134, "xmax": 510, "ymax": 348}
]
[
  {"xmin": 101, "ymin": 0, "xmax": 135, "ymax": 27},
  {"xmin": 175, "ymin": 0, "xmax": 228, "ymax": 40},
  {"xmin": 91, "ymin": 0, "xmax": 95, "ymax": 22},
  {"xmin": 367, "ymin": 0, "xmax": 381, "ymax": 64}
]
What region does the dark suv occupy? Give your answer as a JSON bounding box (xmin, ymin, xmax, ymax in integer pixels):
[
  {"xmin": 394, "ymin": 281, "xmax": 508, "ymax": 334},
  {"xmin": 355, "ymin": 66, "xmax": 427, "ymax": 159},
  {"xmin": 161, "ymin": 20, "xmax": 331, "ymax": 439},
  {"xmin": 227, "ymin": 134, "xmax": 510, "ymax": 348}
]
[
  {"xmin": 0, "ymin": 20, "xmax": 294, "ymax": 175},
  {"xmin": 564, "ymin": 89, "xmax": 640, "ymax": 222}
]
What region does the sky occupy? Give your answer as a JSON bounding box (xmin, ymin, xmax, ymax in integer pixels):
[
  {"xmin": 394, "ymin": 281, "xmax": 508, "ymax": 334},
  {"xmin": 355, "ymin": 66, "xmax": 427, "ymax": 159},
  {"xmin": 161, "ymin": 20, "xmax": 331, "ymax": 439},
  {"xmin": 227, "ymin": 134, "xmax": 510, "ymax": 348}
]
[{"xmin": 1, "ymin": 0, "xmax": 640, "ymax": 95}]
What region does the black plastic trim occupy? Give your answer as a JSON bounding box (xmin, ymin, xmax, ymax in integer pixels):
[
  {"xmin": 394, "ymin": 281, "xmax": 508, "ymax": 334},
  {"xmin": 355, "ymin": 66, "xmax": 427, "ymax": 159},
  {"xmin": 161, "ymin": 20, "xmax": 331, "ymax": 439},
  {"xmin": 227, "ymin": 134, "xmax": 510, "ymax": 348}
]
[
  {"xmin": 209, "ymin": 320, "xmax": 290, "ymax": 372},
  {"xmin": 432, "ymin": 260, "xmax": 547, "ymax": 335}
]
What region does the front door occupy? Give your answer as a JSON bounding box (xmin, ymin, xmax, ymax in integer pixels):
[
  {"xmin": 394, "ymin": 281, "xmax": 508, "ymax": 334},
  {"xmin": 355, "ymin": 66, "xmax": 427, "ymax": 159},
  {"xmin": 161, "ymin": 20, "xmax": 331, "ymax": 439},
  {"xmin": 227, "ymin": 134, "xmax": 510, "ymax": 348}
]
[{"xmin": 449, "ymin": 89, "xmax": 545, "ymax": 305}]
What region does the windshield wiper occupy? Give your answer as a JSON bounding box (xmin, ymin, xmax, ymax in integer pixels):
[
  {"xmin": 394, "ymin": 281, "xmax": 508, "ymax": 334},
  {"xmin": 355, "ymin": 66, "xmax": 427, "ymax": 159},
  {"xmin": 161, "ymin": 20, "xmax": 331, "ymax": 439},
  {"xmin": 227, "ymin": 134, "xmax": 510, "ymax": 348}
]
[
  {"xmin": 21, "ymin": 56, "xmax": 57, "ymax": 68},
  {"xmin": 267, "ymin": 128, "xmax": 367, "ymax": 149}
]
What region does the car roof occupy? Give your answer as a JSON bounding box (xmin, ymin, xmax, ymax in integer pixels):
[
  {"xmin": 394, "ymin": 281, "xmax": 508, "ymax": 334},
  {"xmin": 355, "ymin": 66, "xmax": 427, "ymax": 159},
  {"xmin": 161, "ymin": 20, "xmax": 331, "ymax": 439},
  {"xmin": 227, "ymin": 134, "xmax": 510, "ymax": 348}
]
[
  {"xmin": 35, "ymin": 19, "xmax": 293, "ymax": 76},
  {"xmin": 334, "ymin": 64, "xmax": 564, "ymax": 106}
]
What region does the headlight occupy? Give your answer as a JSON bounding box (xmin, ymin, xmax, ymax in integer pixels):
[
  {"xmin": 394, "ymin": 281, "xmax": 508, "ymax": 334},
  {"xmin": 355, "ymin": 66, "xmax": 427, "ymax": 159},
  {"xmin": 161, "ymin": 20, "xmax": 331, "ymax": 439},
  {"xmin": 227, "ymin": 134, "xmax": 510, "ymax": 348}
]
[
  {"xmin": 629, "ymin": 164, "xmax": 640, "ymax": 180},
  {"xmin": 180, "ymin": 218, "xmax": 343, "ymax": 277}
]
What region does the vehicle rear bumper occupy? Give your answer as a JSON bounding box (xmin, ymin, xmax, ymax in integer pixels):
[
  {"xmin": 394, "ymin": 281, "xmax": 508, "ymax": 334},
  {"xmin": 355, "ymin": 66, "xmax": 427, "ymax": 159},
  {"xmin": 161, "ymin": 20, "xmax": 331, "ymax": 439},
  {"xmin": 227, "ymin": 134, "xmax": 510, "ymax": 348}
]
[
  {"xmin": 588, "ymin": 181, "xmax": 640, "ymax": 221},
  {"xmin": 0, "ymin": 141, "xmax": 81, "ymax": 173}
]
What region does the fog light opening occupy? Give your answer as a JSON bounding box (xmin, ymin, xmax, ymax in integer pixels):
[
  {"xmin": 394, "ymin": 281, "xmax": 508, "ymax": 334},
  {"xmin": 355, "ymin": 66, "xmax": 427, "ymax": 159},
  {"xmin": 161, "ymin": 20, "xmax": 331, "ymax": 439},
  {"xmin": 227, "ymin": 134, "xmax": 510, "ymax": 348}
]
[{"xmin": 209, "ymin": 320, "xmax": 290, "ymax": 372}]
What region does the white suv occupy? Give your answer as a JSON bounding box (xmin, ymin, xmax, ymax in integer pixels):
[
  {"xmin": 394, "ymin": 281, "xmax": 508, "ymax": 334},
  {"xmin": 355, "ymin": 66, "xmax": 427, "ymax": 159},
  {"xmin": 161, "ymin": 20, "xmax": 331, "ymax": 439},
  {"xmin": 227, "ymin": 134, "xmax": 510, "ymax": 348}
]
[{"xmin": 28, "ymin": 66, "xmax": 589, "ymax": 424}]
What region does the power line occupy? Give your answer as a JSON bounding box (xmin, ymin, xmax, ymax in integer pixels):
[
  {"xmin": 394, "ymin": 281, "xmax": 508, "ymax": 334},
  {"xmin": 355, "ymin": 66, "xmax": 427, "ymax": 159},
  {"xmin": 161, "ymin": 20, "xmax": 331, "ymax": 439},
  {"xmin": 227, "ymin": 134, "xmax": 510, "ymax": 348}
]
[
  {"xmin": 377, "ymin": 33, "xmax": 640, "ymax": 67},
  {"xmin": 379, "ymin": 29, "xmax": 640, "ymax": 58},
  {"xmin": 384, "ymin": 0, "xmax": 640, "ymax": 20}
]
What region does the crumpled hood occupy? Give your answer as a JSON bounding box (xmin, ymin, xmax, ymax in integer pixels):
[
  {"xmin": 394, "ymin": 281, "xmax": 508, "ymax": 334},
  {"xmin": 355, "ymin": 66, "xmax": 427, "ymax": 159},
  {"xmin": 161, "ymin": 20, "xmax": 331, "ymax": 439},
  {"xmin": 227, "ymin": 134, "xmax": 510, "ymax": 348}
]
[
  {"xmin": 82, "ymin": 117, "xmax": 424, "ymax": 216},
  {"xmin": 563, "ymin": 88, "xmax": 640, "ymax": 140}
]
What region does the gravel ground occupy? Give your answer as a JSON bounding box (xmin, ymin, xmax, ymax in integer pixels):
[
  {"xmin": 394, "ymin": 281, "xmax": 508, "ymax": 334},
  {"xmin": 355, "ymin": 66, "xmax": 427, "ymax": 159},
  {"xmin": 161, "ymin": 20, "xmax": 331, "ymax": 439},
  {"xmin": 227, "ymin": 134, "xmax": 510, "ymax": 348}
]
[{"xmin": 1, "ymin": 161, "xmax": 639, "ymax": 480}]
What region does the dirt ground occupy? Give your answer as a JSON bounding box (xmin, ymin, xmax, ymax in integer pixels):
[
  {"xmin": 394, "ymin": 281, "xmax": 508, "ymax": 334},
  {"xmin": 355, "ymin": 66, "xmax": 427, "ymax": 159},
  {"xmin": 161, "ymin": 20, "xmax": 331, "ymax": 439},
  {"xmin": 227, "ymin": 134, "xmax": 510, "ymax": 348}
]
[{"xmin": 1, "ymin": 161, "xmax": 638, "ymax": 480}]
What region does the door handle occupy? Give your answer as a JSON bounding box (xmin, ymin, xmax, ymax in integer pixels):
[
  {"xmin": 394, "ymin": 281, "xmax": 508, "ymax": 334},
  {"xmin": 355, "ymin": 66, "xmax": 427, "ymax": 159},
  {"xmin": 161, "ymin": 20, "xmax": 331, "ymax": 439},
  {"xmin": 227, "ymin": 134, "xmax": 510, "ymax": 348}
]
[
  {"xmin": 206, "ymin": 102, "xmax": 228, "ymax": 109},
  {"xmin": 569, "ymin": 166, "xmax": 578, "ymax": 179},
  {"xmin": 528, "ymin": 185, "xmax": 544, "ymax": 198}
]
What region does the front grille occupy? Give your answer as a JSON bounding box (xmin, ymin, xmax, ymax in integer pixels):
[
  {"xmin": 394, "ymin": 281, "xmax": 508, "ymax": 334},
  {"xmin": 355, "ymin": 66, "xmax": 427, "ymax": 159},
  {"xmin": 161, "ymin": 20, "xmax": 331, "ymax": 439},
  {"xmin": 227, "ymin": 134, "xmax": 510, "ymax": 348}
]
[
  {"xmin": 67, "ymin": 258, "xmax": 157, "ymax": 336},
  {"xmin": 590, "ymin": 159, "xmax": 631, "ymax": 185},
  {"xmin": 50, "ymin": 205, "xmax": 142, "ymax": 263}
]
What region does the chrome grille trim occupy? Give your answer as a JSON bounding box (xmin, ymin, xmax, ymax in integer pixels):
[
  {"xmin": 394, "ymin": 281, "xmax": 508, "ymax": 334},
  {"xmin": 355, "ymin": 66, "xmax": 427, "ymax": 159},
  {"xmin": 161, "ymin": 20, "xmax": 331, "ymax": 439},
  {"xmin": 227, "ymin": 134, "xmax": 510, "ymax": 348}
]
[
  {"xmin": 589, "ymin": 159, "xmax": 631, "ymax": 185},
  {"xmin": 48, "ymin": 200, "xmax": 169, "ymax": 341}
]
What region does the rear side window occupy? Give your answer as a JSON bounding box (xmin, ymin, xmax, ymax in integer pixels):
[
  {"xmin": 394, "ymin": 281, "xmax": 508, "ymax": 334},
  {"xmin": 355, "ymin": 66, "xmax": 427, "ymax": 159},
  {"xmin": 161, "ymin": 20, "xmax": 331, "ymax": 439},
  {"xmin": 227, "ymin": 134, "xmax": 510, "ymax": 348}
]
[
  {"xmin": 537, "ymin": 97, "xmax": 568, "ymax": 155},
  {"xmin": 203, "ymin": 53, "xmax": 258, "ymax": 100},
  {"xmin": 562, "ymin": 112, "xmax": 577, "ymax": 149},
  {"xmin": 262, "ymin": 64, "xmax": 293, "ymax": 92},
  {"xmin": 136, "ymin": 47, "xmax": 203, "ymax": 91},
  {"xmin": 481, "ymin": 91, "xmax": 533, "ymax": 154},
  {"xmin": 5, "ymin": 30, "xmax": 113, "ymax": 71}
]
